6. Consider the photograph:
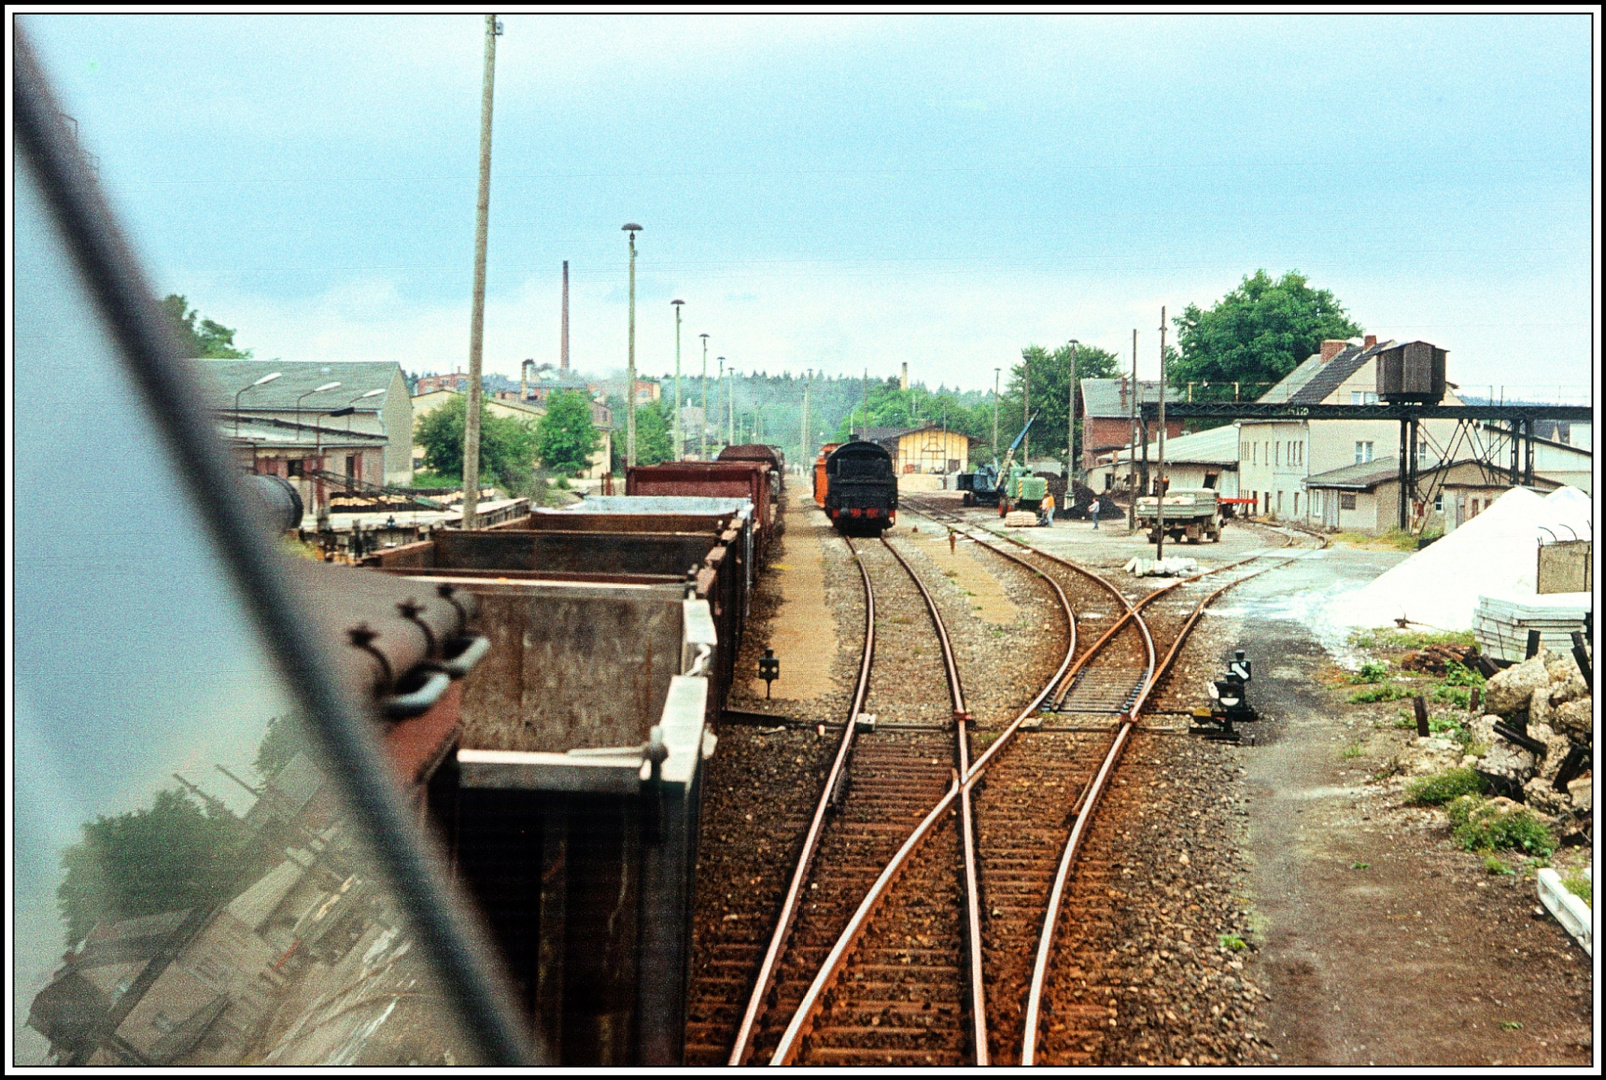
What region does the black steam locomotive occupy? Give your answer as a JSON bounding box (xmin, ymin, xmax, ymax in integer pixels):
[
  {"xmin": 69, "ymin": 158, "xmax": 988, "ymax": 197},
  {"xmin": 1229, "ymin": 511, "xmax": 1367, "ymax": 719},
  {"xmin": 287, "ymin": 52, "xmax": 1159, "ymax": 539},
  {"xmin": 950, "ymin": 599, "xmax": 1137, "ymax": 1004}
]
[{"xmin": 819, "ymin": 439, "xmax": 898, "ymax": 534}]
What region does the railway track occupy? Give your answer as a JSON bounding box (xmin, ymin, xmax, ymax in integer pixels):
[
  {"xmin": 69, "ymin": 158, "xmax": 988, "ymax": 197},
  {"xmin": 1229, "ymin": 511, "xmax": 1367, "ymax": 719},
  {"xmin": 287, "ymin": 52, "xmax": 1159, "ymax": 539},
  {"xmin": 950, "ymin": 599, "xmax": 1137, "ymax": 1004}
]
[{"xmin": 693, "ymin": 498, "xmax": 1316, "ymax": 1066}]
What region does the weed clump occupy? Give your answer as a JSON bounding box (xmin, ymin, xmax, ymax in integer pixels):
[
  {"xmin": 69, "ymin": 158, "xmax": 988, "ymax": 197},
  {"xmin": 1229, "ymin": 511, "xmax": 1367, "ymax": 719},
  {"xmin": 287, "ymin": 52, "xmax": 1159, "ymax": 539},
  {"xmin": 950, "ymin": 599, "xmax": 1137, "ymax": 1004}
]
[
  {"xmin": 1350, "ymin": 661, "xmax": 1389, "ymax": 684},
  {"xmin": 1561, "ymin": 871, "xmax": 1592, "ymax": 908},
  {"xmin": 1445, "ymin": 795, "xmax": 1557, "ymax": 857},
  {"xmin": 1350, "ymin": 684, "xmax": 1411, "ymax": 704},
  {"xmin": 1405, "ymin": 767, "xmax": 1489, "ymax": 806}
]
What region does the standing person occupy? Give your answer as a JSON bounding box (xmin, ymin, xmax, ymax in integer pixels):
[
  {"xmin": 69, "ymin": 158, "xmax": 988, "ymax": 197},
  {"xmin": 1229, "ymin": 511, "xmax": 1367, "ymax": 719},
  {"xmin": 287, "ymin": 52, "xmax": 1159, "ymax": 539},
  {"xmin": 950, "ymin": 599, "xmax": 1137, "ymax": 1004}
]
[
  {"xmin": 1039, "ymin": 490, "xmax": 1055, "ymax": 527},
  {"xmin": 1089, "ymin": 496, "xmax": 1101, "ymax": 530}
]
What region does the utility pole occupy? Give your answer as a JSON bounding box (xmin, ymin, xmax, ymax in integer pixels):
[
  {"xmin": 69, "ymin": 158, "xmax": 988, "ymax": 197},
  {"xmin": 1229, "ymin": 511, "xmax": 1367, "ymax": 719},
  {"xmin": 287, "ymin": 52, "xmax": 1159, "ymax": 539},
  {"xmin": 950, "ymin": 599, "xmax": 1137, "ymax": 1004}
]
[
  {"xmin": 800, "ymin": 369, "xmax": 812, "ymax": 473},
  {"xmin": 726, "ymin": 361, "xmax": 735, "ymax": 445},
  {"xmin": 462, "ymin": 13, "xmax": 501, "ymax": 529},
  {"xmin": 862, "ymin": 367, "xmax": 869, "ymax": 437},
  {"xmin": 1156, "ymin": 306, "xmax": 1168, "ymax": 560},
  {"xmin": 1023, "ymin": 352, "xmax": 1031, "ymax": 468},
  {"xmin": 993, "ymin": 367, "xmax": 1000, "ymax": 459},
  {"xmin": 561, "ymin": 259, "xmax": 570, "ymax": 370},
  {"xmin": 1066, "ymin": 339, "xmax": 1079, "ymax": 483},
  {"xmin": 1128, "ymin": 328, "xmax": 1138, "ymax": 531},
  {"xmin": 672, "ymin": 299, "xmax": 685, "ymax": 459},
  {"xmin": 699, "ymin": 334, "xmax": 710, "ymax": 459},
  {"xmin": 623, "ymin": 223, "xmax": 642, "ymax": 466}
]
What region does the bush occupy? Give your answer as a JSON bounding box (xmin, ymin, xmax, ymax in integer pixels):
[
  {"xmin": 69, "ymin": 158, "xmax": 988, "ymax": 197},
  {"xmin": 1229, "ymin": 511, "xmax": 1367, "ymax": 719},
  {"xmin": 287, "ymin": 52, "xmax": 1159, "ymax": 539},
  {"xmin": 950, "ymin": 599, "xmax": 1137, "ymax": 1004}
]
[
  {"xmin": 1405, "ymin": 767, "xmax": 1488, "ymax": 806},
  {"xmin": 1446, "ymin": 795, "xmax": 1557, "ymax": 857},
  {"xmin": 1350, "ymin": 661, "xmax": 1390, "ymax": 684},
  {"xmin": 1433, "ymin": 685, "xmax": 1472, "ymax": 708},
  {"xmin": 1442, "ymin": 661, "xmax": 1485, "ymax": 688},
  {"xmin": 1350, "ymin": 684, "xmax": 1411, "ymax": 704},
  {"xmin": 1561, "ymin": 871, "xmax": 1592, "ymax": 908}
]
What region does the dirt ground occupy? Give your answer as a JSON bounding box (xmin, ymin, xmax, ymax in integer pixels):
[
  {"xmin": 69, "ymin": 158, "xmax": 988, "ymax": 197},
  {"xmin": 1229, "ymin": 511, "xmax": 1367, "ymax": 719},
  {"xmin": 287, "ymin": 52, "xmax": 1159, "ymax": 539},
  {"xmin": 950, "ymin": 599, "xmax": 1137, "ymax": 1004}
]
[{"xmin": 1219, "ymin": 554, "xmax": 1595, "ymax": 1067}]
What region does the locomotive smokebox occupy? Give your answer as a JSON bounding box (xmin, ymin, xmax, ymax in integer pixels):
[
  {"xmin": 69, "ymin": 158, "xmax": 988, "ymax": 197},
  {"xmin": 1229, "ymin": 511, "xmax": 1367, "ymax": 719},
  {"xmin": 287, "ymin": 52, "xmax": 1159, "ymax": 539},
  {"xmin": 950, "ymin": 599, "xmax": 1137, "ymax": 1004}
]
[{"xmin": 243, "ymin": 472, "xmax": 304, "ymax": 534}]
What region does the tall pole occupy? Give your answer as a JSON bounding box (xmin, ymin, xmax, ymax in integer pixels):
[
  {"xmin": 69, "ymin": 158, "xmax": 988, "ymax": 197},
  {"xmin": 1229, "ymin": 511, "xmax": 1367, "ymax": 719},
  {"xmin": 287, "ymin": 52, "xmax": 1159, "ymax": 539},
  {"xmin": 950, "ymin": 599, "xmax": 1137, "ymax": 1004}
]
[
  {"xmin": 623, "ymin": 223, "xmax": 642, "ymax": 466},
  {"xmin": 672, "ymin": 299, "xmax": 684, "ymax": 459},
  {"xmin": 1128, "ymin": 328, "xmax": 1138, "ymax": 531},
  {"xmin": 717, "ymin": 357, "xmax": 726, "ymax": 448},
  {"xmin": 1066, "ymin": 339, "xmax": 1079, "ymax": 482},
  {"xmin": 861, "ymin": 367, "xmax": 869, "ymax": 437},
  {"xmin": 993, "ymin": 367, "xmax": 1000, "ymax": 459},
  {"xmin": 1156, "ymin": 306, "xmax": 1168, "ymax": 560},
  {"xmin": 801, "ymin": 369, "xmax": 812, "ymax": 471},
  {"xmin": 727, "ymin": 362, "xmax": 735, "ymax": 445},
  {"xmin": 1023, "ymin": 352, "xmax": 1030, "ymax": 468},
  {"xmin": 699, "ymin": 335, "xmax": 710, "ymax": 459},
  {"xmin": 463, "ymin": 13, "xmax": 500, "ymax": 530}
]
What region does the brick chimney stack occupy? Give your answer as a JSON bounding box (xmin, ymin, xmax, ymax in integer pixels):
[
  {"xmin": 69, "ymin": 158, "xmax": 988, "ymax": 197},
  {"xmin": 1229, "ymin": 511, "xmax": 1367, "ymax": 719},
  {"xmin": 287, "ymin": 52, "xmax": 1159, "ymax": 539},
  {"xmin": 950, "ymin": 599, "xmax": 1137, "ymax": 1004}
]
[
  {"xmin": 1320, "ymin": 339, "xmax": 1348, "ymax": 363},
  {"xmin": 1364, "ymin": 334, "xmax": 1378, "ymax": 348},
  {"xmin": 560, "ymin": 260, "xmax": 570, "ymax": 370}
]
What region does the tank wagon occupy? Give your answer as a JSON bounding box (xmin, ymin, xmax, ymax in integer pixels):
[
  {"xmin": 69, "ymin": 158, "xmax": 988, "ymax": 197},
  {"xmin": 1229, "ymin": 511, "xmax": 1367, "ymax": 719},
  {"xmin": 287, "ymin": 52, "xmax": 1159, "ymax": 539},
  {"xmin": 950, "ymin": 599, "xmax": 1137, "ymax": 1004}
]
[
  {"xmin": 812, "ymin": 443, "xmax": 841, "ymax": 508},
  {"xmin": 818, "ymin": 439, "xmax": 898, "ymax": 534}
]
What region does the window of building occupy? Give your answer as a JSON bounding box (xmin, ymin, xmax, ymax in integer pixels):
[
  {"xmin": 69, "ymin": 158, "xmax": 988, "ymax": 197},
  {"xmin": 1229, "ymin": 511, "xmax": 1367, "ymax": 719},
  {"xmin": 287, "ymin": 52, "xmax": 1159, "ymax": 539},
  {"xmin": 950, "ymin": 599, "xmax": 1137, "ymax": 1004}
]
[
  {"xmin": 1355, "ymin": 441, "xmax": 1374, "ymax": 464},
  {"xmin": 1293, "ymin": 492, "xmax": 1299, "ymax": 516},
  {"xmin": 1276, "ymin": 490, "xmax": 1283, "ymax": 512},
  {"xmin": 1275, "ymin": 441, "xmax": 1281, "ymax": 466},
  {"xmin": 1351, "ymin": 391, "xmax": 1379, "ymax": 405},
  {"xmin": 1340, "ymin": 493, "xmax": 1357, "ymax": 510},
  {"xmin": 1434, "ymin": 491, "xmax": 1444, "ymax": 512},
  {"xmin": 287, "ymin": 458, "xmax": 303, "ymax": 478}
]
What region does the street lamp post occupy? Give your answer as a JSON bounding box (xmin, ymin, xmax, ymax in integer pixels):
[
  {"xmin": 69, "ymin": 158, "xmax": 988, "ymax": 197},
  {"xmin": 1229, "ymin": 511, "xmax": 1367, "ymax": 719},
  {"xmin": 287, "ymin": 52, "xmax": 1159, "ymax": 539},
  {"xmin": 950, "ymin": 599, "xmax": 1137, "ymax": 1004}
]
[
  {"xmin": 623, "ymin": 223, "xmax": 642, "ymax": 466},
  {"xmin": 1023, "ymin": 352, "xmax": 1031, "ymax": 468},
  {"xmin": 295, "ymin": 381, "xmax": 341, "ymax": 429},
  {"xmin": 699, "ymin": 334, "xmax": 710, "ymax": 460},
  {"xmin": 234, "ymin": 371, "xmax": 282, "ymax": 437},
  {"xmin": 671, "ymin": 299, "xmax": 685, "ymax": 460}
]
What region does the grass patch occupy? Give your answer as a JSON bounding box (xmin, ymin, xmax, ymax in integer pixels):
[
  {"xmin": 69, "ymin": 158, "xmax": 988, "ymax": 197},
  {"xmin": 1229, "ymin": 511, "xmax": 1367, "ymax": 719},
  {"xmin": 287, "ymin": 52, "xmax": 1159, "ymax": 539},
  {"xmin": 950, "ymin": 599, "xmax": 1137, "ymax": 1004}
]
[
  {"xmin": 1561, "ymin": 871, "xmax": 1592, "ymax": 908},
  {"xmin": 1433, "ymin": 685, "xmax": 1473, "ymax": 708},
  {"xmin": 1218, "ymin": 934, "xmax": 1247, "ymax": 952},
  {"xmin": 1347, "ymin": 627, "xmax": 1478, "ymax": 652},
  {"xmin": 408, "ymin": 470, "xmax": 462, "ymax": 489},
  {"xmin": 1499, "ymin": 1021, "xmax": 1523, "ymax": 1031},
  {"xmin": 1483, "ymin": 855, "xmax": 1514, "ymax": 875},
  {"xmin": 1349, "ymin": 683, "xmax": 1412, "ymax": 704},
  {"xmin": 1350, "ymin": 861, "xmax": 1370, "ymax": 870},
  {"xmin": 1405, "ymin": 767, "xmax": 1489, "ymax": 806},
  {"xmin": 1446, "ymin": 795, "xmax": 1557, "ymax": 857},
  {"xmin": 1350, "ymin": 661, "xmax": 1390, "ymax": 684},
  {"xmin": 1341, "ymin": 743, "xmax": 1364, "ymax": 760},
  {"xmin": 1393, "ymin": 713, "xmax": 1470, "ymax": 745},
  {"xmin": 1442, "ymin": 661, "xmax": 1485, "ymax": 688}
]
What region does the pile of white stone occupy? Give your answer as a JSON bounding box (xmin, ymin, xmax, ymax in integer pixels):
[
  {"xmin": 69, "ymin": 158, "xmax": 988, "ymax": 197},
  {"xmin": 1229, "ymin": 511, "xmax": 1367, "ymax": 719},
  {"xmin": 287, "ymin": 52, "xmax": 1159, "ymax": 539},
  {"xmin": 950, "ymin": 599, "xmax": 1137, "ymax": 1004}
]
[{"xmin": 1469, "ymin": 644, "xmax": 1593, "ymax": 824}]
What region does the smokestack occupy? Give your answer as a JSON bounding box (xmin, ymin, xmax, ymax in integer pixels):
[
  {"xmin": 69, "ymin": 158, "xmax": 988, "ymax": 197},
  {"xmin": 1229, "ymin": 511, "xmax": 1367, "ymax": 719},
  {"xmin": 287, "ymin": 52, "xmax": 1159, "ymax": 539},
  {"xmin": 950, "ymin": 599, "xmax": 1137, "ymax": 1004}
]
[
  {"xmin": 900, "ymin": 362, "xmax": 908, "ymax": 391},
  {"xmin": 561, "ymin": 260, "xmax": 570, "ymax": 371},
  {"xmin": 520, "ymin": 358, "xmax": 529, "ymax": 401}
]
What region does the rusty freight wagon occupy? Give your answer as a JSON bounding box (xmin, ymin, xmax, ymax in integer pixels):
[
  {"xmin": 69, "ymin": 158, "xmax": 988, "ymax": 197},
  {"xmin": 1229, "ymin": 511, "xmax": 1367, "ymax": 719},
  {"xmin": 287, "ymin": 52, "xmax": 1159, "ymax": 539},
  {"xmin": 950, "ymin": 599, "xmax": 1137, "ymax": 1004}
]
[
  {"xmin": 358, "ymin": 534, "xmax": 723, "ymax": 1065},
  {"xmin": 626, "ymin": 462, "xmax": 777, "ymax": 563},
  {"xmin": 716, "ymin": 443, "xmax": 786, "ymax": 499}
]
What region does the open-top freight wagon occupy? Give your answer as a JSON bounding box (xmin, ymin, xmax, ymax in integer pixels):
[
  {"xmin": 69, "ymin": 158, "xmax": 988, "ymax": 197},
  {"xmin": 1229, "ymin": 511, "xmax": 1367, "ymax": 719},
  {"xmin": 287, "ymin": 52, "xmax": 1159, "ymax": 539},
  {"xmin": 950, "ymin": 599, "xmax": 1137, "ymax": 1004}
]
[{"xmin": 626, "ymin": 462, "xmax": 779, "ymax": 563}]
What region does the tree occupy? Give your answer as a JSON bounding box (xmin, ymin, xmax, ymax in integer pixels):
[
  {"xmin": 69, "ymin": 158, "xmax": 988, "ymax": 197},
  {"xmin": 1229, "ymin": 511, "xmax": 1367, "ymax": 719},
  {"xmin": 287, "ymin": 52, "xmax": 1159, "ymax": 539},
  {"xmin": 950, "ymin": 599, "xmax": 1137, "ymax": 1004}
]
[
  {"xmin": 161, "ymin": 294, "xmax": 252, "ymax": 358},
  {"xmin": 414, "ymin": 394, "xmax": 540, "ymax": 490},
  {"xmin": 993, "ymin": 342, "xmax": 1121, "ymax": 473},
  {"xmin": 1169, "ymin": 270, "xmax": 1363, "ymax": 399},
  {"xmin": 533, "ymin": 390, "xmax": 601, "ymax": 475},
  {"xmin": 253, "ymin": 714, "xmax": 306, "ymax": 780},
  {"xmin": 633, "ymin": 399, "xmax": 675, "ymax": 465},
  {"xmin": 57, "ymin": 789, "xmax": 244, "ymax": 945}
]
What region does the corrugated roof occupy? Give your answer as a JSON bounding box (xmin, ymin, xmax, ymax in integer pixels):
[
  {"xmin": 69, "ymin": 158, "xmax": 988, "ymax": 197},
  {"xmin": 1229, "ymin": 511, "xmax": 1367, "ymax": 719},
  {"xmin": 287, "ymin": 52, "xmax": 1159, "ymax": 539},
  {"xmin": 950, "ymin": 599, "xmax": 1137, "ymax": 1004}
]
[
  {"xmin": 1302, "ymin": 456, "xmax": 1404, "ymax": 490},
  {"xmin": 1078, "ymin": 378, "xmax": 1184, "ymax": 419},
  {"xmin": 1097, "ymin": 422, "xmax": 1241, "ymax": 466},
  {"xmin": 190, "ymin": 359, "xmax": 400, "ymax": 413}
]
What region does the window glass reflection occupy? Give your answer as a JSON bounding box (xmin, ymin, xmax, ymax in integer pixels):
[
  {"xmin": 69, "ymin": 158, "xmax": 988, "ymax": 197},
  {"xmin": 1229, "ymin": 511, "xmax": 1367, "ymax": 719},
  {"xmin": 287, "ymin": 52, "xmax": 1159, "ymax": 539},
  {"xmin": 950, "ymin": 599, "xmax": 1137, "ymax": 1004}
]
[{"xmin": 13, "ymin": 145, "xmax": 476, "ymax": 1067}]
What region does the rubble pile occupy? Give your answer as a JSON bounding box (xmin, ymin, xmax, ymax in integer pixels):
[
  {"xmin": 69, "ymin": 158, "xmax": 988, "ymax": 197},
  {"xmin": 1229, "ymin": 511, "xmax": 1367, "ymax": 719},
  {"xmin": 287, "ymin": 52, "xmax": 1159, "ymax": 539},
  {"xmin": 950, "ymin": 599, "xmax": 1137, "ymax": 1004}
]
[
  {"xmin": 1466, "ymin": 645, "xmax": 1593, "ymax": 840},
  {"xmin": 1398, "ymin": 642, "xmax": 1479, "ymax": 676}
]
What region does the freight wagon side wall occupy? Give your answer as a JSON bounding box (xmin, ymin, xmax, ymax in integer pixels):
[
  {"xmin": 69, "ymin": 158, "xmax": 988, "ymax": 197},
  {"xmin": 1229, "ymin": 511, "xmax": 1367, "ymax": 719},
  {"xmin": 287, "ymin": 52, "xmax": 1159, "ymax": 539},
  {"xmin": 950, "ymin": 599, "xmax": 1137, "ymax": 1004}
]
[
  {"xmin": 455, "ymin": 581, "xmax": 686, "ymax": 752},
  {"xmin": 432, "ymin": 530, "xmax": 717, "ymax": 577}
]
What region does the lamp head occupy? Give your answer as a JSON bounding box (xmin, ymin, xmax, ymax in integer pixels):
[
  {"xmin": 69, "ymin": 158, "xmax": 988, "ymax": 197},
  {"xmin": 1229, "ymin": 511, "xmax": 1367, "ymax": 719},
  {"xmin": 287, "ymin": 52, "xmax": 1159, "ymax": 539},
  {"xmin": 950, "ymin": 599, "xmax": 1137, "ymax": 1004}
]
[
  {"xmin": 671, "ymin": 299, "xmax": 684, "ymax": 307},
  {"xmin": 622, "ymin": 222, "xmax": 642, "ymax": 233},
  {"xmin": 252, "ymin": 371, "xmax": 283, "ymax": 387},
  {"xmin": 313, "ymin": 381, "xmax": 341, "ymax": 393},
  {"xmin": 360, "ymin": 388, "xmax": 386, "ymax": 399}
]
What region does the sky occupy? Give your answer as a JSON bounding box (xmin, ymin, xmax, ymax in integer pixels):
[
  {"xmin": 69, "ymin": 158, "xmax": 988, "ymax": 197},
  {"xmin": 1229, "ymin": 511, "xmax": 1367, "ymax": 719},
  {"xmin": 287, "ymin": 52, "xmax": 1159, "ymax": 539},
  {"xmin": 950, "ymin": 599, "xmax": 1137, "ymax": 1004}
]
[{"xmin": 21, "ymin": 12, "xmax": 1598, "ymax": 401}]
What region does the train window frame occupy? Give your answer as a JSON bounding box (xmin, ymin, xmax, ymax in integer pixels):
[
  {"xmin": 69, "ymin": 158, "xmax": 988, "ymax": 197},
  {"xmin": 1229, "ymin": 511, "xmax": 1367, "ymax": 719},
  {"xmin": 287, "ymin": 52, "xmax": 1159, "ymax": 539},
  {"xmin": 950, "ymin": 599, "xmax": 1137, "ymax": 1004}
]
[{"xmin": 13, "ymin": 23, "xmax": 537, "ymax": 1066}]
